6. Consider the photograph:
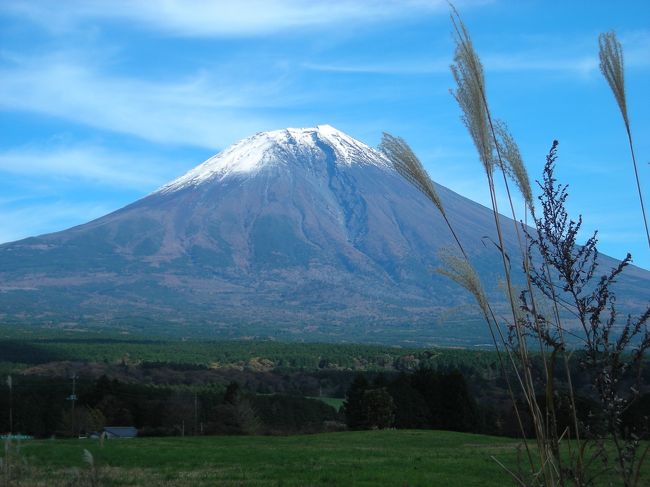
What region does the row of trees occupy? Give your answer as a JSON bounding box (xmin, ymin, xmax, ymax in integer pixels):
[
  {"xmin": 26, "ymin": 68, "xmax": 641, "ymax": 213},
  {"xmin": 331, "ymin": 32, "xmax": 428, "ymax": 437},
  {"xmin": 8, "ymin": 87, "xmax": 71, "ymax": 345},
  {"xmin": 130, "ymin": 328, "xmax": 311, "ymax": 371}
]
[
  {"xmin": 3, "ymin": 366, "xmax": 646, "ymax": 439},
  {"xmin": 0, "ymin": 375, "xmax": 340, "ymax": 438},
  {"xmin": 0, "ymin": 337, "xmax": 505, "ymax": 374},
  {"xmin": 2, "ymin": 368, "xmax": 493, "ymax": 437},
  {"xmin": 342, "ymin": 368, "xmax": 649, "ymax": 438}
]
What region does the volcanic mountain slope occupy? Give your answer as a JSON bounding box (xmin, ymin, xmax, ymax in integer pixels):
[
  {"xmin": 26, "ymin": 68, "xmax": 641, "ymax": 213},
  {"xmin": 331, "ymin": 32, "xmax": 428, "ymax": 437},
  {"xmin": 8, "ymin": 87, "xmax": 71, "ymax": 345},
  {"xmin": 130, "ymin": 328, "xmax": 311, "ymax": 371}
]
[{"xmin": 0, "ymin": 125, "xmax": 648, "ymax": 343}]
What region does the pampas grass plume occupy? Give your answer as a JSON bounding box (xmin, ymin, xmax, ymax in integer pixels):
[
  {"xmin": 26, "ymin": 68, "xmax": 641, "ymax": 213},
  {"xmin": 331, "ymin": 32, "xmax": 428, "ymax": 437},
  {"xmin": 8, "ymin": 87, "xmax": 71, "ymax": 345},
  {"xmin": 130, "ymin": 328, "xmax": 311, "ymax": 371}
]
[
  {"xmin": 379, "ymin": 133, "xmax": 446, "ymax": 215},
  {"xmin": 494, "ymin": 121, "xmax": 533, "ymax": 211},
  {"xmin": 437, "ymin": 249, "xmax": 489, "ymax": 316},
  {"xmin": 599, "ymin": 32, "xmax": 628, "ymax": 127},
  {"xmin": 450, "ymin": 7, "xmax": 493, "ymax": 175}
]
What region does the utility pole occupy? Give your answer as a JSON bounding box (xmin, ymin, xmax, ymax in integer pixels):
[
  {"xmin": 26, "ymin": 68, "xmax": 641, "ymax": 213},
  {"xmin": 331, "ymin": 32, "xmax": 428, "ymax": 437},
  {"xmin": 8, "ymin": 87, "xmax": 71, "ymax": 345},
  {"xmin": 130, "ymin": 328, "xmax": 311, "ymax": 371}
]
[
  {"xmin": 194, "ymin": 392, "xmax": 198, "ymax": 436},
  {"xmin": 67, "ymin": 374, "xmax": 78, "ymax": 437},
  {"xmin": 6, "ymin": 375, "xmax": 13, "ymax": 435}
]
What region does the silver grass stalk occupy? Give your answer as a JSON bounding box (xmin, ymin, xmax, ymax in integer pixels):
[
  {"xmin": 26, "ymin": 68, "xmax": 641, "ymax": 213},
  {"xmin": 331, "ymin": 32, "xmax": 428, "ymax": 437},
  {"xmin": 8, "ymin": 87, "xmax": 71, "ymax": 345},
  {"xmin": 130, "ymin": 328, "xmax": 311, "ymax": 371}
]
[
  {"xmin": 450, "ymin": 7, "xmax": 555, "ymax": 482},
  {"xmin": 599, "ymin": 32, "xmax": 628, "ymax": 127},
  {"xmin": 379, "ymin": 122, "xmax": 532, "ymax": 464},
  {"xmin": 450, "ymin": 11, "xmax": 493, "ymax": 175},
  {"xmin": 450, "ymin": 7, "xmax": 525, "ymax": 346},
  {"xmin": 497, "ymin": 278, "xmax": 526, "ymax": 324},
  {"xmin": 494, "ymin": 121, "xmax": 533, "ymax": 211},
  {"xmin": 384, "ymin": 126, "xmax": 532, "ymax": 451},
  {"xmin": 437, "ymin": 249, "xmax": 488, "ymax": 317},
  {"xmin": 599, "ymin": 31, "xmax": 650, "ymax": 248},
  {"xmin": 379, "ymin": 133, "xmax": 445, "ymax": 215},
  {"xmin": 383, "ymin": 121, "xmax": 537, "ymax": 461},
  {"xmin": 380, "ymin": 132, "xmax": 472, "ymax": 259}
]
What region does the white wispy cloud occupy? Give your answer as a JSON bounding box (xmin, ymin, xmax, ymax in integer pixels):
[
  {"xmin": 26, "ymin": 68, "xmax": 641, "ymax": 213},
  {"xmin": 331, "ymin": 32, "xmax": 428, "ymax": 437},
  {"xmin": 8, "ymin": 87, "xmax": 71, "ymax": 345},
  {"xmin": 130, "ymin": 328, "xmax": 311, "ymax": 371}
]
[
  {"xmin": 0, "ymin": 0, "xmax": 492, "ymax": 37},
  {"xmin": 485, "ymin": 30, "xmax": 650, "ymax": 73},
  {"xmin": 302, "ymin": 56, "xmax": 600, "ymax": 77},
  {"xmin": 0, "ymin": 143, "xmax": 174, "ymax": 189},
  {"xmin": 302, "ymin": 60, "xmax": 449, "ymax": 75},
  {"xmin": 484, "ymin": 54, "xmax": 598, "ymax": 75},
  {"xmin": 302, "ymin": 30, "xmax": 650, "ymax": 76},
  {"xmin": 304, "ymin": 54, "xmax": 601, "ymax": 76},
  {"xmin": 0, "ymin": 53, "xmax": 287, "ymax": 149},
  {"xmin": 0, "ymin": 141, "xmax": 177, "ymax": 242},
  {"xmin": 0, "ymin": 201, "xmax": 115, "ymax": 243}
]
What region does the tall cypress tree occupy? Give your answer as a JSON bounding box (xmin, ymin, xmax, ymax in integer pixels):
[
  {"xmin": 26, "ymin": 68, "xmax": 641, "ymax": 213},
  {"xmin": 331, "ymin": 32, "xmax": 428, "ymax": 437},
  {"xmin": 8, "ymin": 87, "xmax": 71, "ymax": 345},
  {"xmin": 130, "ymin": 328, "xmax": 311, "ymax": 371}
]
[{"xmin": 343, "ymin": 375, "xmax": 369, "ymax": 429}]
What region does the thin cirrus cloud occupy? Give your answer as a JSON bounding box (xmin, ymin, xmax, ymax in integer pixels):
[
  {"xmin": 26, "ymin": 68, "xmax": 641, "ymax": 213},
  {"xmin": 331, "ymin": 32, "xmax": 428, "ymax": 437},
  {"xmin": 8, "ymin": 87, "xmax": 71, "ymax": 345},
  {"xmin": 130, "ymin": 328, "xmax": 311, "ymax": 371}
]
[
  {"xmin": 482, "ymin": 33, "xmax": 650, "ymax": 74},
  {"xmin": 302, "ymin": 30, "xmax": 650, "ymax": 76},
  {"xmin": 0, "ymin": 142, "xmax": 189, "ymax": 243},
  {"xmin": 301, "ymin": 56, "xmax": 599, "ymax": 76},
  {"xmin": 0, "ymin": 54, "xmax": 286, "ymax": 150},
  {"xmin": 0, "ymin": 143, "xmax": 174, "ymax": 189},
  {"xmin": 1, "ymin": 0, "xmax": 481, "ymax": 37},
  {"xmin": 303, "ymin": 50, "xmax": 646, "ymax": 78},
  {"xmin": 0, "ymin": 201, "xmax": 116, "ymax": 244},
  {"xmin": 301, "ymin": 60, "xmax": 450, "ymax": 75}
]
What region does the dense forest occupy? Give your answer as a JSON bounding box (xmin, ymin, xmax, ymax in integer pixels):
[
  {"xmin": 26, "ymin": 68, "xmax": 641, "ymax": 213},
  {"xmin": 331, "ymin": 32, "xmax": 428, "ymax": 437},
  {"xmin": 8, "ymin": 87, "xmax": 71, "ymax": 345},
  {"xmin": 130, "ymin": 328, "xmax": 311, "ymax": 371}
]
[
  {"xmin": 1, "ymin": 336, "xmax": 648, "ymax": 439},
  {"xmin": 0, "ymin": 369, "xmax": 487, "ymax": 437},
  {"xmin": 0, "ymin": 332, "xmax": 502, "ymax": 373}
]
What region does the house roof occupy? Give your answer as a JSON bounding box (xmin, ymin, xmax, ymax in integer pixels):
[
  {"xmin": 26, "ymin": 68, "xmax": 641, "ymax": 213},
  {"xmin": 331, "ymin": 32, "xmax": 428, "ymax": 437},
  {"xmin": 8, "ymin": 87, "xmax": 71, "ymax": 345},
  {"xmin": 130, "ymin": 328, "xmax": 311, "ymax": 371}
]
[{"xmin": 103, "ymin": 426, "xmax": 138, "ymax": 437}]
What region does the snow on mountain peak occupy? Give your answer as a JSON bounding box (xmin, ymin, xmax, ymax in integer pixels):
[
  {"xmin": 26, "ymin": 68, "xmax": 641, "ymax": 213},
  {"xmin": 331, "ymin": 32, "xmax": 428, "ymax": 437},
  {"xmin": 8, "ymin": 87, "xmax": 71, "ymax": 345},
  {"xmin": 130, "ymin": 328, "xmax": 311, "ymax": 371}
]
[{"xmin": 155, "ymin": 125, "xmax": 391, "ymax": 194}]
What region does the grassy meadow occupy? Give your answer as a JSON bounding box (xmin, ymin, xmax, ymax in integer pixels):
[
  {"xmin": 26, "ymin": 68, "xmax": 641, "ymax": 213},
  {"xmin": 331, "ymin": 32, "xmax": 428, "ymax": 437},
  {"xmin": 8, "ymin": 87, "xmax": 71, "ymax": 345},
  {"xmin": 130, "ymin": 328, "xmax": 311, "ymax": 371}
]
[{"xmin": 10, "ymin": 430, "xmax": 522, "ymax": 486}]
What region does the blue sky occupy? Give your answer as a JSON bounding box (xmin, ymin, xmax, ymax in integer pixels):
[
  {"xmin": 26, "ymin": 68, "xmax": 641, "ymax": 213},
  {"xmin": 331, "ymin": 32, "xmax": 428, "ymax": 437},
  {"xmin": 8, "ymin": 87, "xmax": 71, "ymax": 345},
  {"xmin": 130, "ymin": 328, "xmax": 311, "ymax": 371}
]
[{"xmin": 1, "ymin": 0, "xmax": 649, "ymax": 269}]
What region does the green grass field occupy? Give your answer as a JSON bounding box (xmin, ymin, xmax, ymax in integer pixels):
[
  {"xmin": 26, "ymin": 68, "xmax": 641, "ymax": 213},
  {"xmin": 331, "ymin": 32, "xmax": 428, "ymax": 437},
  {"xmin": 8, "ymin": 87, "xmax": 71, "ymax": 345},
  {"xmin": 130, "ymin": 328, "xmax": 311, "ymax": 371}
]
[{"xmin": 12, "ymin": 430, "xmax": 523, "ymax": 486}]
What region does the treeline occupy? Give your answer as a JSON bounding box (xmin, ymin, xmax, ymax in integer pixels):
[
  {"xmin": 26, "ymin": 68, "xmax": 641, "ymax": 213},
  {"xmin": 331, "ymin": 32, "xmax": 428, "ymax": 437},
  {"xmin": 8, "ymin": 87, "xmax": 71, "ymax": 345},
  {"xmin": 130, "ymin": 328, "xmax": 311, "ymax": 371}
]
[
  {"xmin": 0, "ymin": 375, "xmax": 341, "ymax": 438},
  {"xmin": 2, "ymin": 335, "xmax": 647, "ymax": 440},
  {"xmin": 0, "ymin": 337, "xmax": 503, "ymax": 376},
  {"xmin": 1, "ymin": 368, "xmax": 647, "ymax": 439},
  {"xmin": 341, "ymin": 369, "xmax": 650, "ymax": 438},
  {"xmin": 0, "ymin": 370, "xmax": 490, "ymax": 438}
]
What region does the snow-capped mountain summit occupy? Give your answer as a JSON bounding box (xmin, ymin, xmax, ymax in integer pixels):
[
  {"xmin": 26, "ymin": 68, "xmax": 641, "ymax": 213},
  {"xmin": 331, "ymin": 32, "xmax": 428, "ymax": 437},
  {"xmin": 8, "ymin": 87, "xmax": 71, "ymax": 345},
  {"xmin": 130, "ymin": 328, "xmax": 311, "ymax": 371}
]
[
  {"xmin": 0, "ymin": 126, "xmax": 647, "ymax": 344},
  {"xmin": 156, "ymin": 125, "xmax": 391, "ymax": 194}
]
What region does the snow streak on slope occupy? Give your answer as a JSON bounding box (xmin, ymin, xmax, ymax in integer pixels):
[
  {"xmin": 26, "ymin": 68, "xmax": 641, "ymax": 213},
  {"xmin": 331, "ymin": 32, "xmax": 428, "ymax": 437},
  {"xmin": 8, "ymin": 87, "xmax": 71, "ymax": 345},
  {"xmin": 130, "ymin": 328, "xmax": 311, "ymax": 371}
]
[{"xmin": 155, "ymin": 125, "xmax": 391, "ymax": 194}]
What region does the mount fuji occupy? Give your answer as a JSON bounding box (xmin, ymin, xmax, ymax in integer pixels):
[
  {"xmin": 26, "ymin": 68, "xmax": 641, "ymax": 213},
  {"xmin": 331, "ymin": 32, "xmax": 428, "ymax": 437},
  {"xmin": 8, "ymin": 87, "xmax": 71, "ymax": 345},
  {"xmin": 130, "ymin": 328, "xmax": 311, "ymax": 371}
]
[{"xmin": 1, "ymin": 125, "xmax": 648, "ymax": 344}]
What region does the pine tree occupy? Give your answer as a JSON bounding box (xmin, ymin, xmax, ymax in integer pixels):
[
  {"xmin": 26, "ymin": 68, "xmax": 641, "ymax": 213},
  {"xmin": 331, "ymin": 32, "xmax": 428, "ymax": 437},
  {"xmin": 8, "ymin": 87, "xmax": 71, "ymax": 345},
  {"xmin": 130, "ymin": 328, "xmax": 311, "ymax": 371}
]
[{"xmin": 343, "ymin": 375, "xmax": 369, "ymax": 429}]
